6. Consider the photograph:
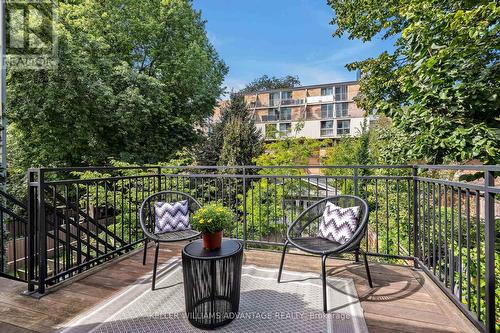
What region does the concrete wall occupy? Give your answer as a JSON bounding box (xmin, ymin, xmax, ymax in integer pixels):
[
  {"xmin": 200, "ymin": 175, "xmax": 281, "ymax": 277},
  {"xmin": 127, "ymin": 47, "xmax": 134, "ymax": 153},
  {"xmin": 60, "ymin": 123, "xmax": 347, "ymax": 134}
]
[{"xmin": 300, "ymin": 120, "xmax": 322, "ymax": 138}]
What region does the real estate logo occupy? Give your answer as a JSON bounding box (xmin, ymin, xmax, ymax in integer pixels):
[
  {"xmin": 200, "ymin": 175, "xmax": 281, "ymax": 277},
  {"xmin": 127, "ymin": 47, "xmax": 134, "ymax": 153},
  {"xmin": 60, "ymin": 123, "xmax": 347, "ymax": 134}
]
[{"xmin": 5, "ymin": 0, "xmax": 58, "ymax": 70}]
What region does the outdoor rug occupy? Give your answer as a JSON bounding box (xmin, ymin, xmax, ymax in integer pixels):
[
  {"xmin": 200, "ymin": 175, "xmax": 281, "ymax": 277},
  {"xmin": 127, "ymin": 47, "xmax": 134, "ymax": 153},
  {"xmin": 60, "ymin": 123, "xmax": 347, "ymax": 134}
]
[{"xmin": 60, "ymin": 257, "xmax": 368, "ymax": 333}]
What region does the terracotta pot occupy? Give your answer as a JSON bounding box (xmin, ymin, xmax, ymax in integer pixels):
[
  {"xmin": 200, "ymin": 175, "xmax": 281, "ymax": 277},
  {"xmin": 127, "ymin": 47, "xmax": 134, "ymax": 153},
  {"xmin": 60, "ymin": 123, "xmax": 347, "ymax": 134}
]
[{"xmin": 202, "ymin": 231, "xmax": 223, "ymax": 250}]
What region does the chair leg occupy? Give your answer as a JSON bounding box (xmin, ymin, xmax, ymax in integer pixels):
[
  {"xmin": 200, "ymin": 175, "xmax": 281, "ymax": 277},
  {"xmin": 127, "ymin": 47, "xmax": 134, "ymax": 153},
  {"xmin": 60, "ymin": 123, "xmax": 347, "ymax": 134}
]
[
  {"xmin": 363, "ymin": 251, "xmax": 373, "ymax": 288},
  {"xmin": 321, "ymin": 254, "xmax": 328, "ymax": 313},
  {"xmin": 277, "ymin": 241, "xmax": 289, "ymax": 283},
  {"xmin": 142, "ymin": 238, "xmax": 149, "ymax": 265},
  {"xmin": 152, "ymin": 242, "xmax": 160, "ymax": 290},
  {"xmin": 354, "ymin": 249, "xmax": 360, "ymax": 262}
]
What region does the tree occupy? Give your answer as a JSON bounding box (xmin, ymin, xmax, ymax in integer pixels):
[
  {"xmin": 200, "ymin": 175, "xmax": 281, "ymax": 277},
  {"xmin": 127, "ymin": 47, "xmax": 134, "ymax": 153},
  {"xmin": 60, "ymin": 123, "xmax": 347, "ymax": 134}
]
[
  {"xmin": 327, "ymin": 0, "xmax": 500, "ymax": 164},
  {"xmin": 241, "ymin": 138, "xmax": 329, "ymax": 240},
  {"xmin": 239, "ymin": 75, "xmax": 301, "ymax": 93},
  {"xmin": 356, "ymin": 119, "xmax": 371, "ymax": 168},
  {"xmin": 323, "ymin": 117, "xmax": 407, "ymax": 169},
  {"xmin": 195, "ymin": 94, "xmax": 263, "ymax": 166},
  {"xmin": 254, "ymin": 138, "xmax": 328, "ymax": 175},
  {"xmin": 7, "ymin": 0, "xmax": 227, "ymax": 170}
]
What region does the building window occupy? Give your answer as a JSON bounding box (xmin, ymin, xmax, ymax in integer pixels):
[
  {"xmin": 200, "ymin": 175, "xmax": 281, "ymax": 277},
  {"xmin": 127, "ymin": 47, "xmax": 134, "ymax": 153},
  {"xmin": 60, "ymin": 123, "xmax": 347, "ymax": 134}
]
[
  {"xmin": 320, "ymin": 104, "xmax": 334, "ymax": 118},
  {"xmin": 280, "ymin": 107, "xmax": 292, "ymax": 121},
  {"xmin": 334, "ymin": 86, "xmax": 347, "ymax": 101},
  {"xmin": 281, "ymin": 91, "xmax": 292, "ymax": 100},
  {"xmin": 335, "ymin": 102, "xmax": 348, "ymax": 117},
  {"xmin": 337, "ymin": 120, "xmax": 350, "ymax": 135},
  {"xmin": 269, "ymin": 92, "xmax": 280, "ymax": 106},
  {"xmin": 263, "ymin": 108, "xmax": 278, "ymax": 121},
  {"xmin": 320, "ymin": 121, "xmax": 334, "ymax": 136},
  {"xmin": 321, "ymin": 87, "xmax": 333, "ymax": 96},
  {"xmin": 278, "ymin": 123, "xmax": 291, "ymax": 136}
]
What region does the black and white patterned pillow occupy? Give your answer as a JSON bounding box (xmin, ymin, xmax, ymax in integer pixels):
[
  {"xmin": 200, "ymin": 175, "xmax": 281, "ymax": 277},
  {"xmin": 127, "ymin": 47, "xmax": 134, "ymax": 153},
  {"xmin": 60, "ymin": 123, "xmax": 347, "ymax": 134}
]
[
  {"xmin": 317, "ymin": 201, "xmax": 360, "ymax": 244},
  {"xmin": 154, "ymin": 200, "xmax": 190, "ymax": 234}
]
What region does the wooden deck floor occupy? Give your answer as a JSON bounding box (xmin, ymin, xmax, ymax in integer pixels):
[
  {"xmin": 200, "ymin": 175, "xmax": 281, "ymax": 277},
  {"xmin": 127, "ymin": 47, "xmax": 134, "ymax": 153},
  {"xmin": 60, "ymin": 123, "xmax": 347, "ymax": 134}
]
[{"xmin": 0, "ymin": 243, "xmax": 479, "ymax": 333}]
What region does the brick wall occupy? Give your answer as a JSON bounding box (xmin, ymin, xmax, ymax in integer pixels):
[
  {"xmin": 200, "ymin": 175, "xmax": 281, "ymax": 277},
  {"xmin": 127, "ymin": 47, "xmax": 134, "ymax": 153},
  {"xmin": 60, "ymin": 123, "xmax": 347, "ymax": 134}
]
[
  {"xmin": 348, "ymin": 102, "xmax": 364, "ymax": 118},
  {"xmin": 307, "ymin": 88, "xmax": 321, "ymax": 97},
  {"xmin": 292, "ymin": 89, "xmax": 306, "ymax": 99}
]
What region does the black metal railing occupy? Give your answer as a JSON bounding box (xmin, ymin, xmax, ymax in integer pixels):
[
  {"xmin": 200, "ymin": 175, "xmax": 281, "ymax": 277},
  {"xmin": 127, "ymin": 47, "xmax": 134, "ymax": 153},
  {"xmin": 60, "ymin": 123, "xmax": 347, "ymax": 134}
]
[
  {"xmin": 0, "ymin": 189, "xmax": 29, "ymax": 282},
  {"xmin": 412, "ymin": 165, "xmax": 499, "ymax": 332},
  {"xmin": 1, "ymin": 164, "xmax": 497, "ymax": 331}
]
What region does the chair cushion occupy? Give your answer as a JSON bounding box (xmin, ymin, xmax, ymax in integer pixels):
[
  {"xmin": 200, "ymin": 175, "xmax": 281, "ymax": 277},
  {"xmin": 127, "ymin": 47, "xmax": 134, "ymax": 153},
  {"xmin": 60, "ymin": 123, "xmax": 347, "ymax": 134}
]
[
  {"xmin": 154, "ymin": 200, "xmax": 190, "ymax": 234},
  {"xmin": 317, "ymin": 201, "xmax": 360, "ymax": 244}
]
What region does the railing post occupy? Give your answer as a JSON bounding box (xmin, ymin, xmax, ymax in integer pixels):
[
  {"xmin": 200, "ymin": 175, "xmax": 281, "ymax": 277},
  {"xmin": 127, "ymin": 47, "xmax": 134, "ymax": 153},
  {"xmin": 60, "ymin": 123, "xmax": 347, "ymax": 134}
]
[
  {"xmin": 484, "ymin": 168, "xmax": 495, "ymax": 333},
  {"xmin": 412, "ymin": 167, "xmax": 419, "ymax": 268},
  {"xmin": 37, "ymin": 169, "xmax": 47, "ymax": 294},
  {"xmin": 353, "ymin": 167, "xmax": 359, "ymax": 262},
  {"xmin": 242, "ymin": 167, "xmax": 247, "ymax": 249},
  {"xmin": 353, "ymin": 167, "xmax": 359, "ymax": 196},
  {"xmin": 157, "ymin": 166, "xmax": 162, "ymax": 192},
  {"xmin": 27, "ymin": 170, "xmax": 36, "ymax": 292},
  {"xmin": 0, "ymin": 200, "xmax": 4, "ymax": 275}
]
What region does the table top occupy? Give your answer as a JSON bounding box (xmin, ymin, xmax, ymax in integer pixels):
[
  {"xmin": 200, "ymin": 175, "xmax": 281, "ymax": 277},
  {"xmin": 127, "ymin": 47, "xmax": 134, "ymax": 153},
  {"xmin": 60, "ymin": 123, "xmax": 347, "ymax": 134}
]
[{"xmin": 183, "ymin": 239, "xmax": 242, "ymax": 260}]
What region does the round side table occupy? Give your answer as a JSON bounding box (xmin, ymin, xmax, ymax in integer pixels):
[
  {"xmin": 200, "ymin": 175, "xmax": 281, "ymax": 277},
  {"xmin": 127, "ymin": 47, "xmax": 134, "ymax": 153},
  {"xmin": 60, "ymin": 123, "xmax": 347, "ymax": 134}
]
[{"xmin": 182, "ymin": 239, "xmax": 243, "ymax": 329}]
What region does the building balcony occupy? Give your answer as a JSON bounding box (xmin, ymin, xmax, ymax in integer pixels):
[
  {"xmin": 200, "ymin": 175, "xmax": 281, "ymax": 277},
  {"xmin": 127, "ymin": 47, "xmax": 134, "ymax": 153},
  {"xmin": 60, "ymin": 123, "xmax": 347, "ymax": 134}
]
[
  {"xmin": 307, "ymin": 95, "xmax": 349, "ymax": 104},
  {"xmin": 0, "ymin": 165, "xmax": 496, "ymax": 333},
  {"xmin": 307, "ymin": 95, "xmax": 334, "ymax": 104},
  {"xmin": 258, "ymin": 115, "xmax": 292, "ymax": 123},
  {"xmin": 280, "ymin": 98, "xmax": 305, "ymax": 106},
  {"xmin": 304, "ymin": 113, "xmax": 351, "ymax": 120},
  {"xmin": 251, "ymin": 99, "xmax": 305, "ymax": 109},
  {"xmin": 261, "ymin": 115, "xmax": 278, "ymax": 122}
]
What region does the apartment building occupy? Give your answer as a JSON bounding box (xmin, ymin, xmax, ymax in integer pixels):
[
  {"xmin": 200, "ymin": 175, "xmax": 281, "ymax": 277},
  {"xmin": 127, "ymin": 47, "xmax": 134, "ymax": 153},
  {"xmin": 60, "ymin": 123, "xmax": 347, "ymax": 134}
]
[{"xmin": 243, "ymin": 81, "xmax": 368, "ymax": 140}]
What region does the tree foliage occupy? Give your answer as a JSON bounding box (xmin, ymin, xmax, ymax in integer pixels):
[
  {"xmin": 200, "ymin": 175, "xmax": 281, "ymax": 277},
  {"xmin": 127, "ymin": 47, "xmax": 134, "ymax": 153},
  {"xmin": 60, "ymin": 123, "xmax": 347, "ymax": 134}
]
[
  {"xmin": 195, "ymin": 94, "xmax": 263, "ymax": 166},
  {"xmin": 328, "ymin": 0, "xmax": 500, "ymax": 164},
  {"xmin": 323, "ymin": 116, "xmax": 402, "ymax": 168},
  {"xmin": 7, "ymin": 0, "xmax": 227, "ymax": 170},
  {"xmin": 239, "ymin": 74, "xmax": 301, "ymax": 93},
  {"xmin": 254, "ymin": 138, "xmax": 329, "ymax": 175}
]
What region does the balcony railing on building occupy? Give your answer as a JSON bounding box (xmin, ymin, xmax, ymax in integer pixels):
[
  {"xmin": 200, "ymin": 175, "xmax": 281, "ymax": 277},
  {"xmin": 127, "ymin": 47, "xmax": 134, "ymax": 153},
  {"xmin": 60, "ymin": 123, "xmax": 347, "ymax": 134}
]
[
  {"xmin": 259, "ymin": 114, "xmax": 292, "ymax": 123},
  {"xmin": 307, "ymin": 94, "xmax": 348, "ymax": 104},
  {"xmin": 280, "ymin": 98, "xmax": 304, "ymax": 106},
  {"xmin": 249, "ymin": 99, "xmax": 305, "ymax": 109},
  {"xmin": 320, "ymin": 128, "xmax": 334, "ymax": 137}
]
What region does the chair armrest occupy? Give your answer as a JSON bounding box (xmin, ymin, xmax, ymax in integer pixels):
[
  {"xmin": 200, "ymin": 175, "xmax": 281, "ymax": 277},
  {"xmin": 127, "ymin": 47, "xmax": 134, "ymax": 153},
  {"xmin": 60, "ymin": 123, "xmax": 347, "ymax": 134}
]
[
  {"xmin": 286, "ymin": 199, "xmax": 325, "ymax": 240},
  {"xmin": 139, "ymin": 199, "xmax": 160, "ymax": 242}
]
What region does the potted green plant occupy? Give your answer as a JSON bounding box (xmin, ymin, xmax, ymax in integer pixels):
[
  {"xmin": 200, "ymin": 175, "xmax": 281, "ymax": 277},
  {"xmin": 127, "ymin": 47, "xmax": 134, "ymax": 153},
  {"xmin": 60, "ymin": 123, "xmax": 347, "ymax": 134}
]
[{"xmin": 192, "ymin": 202, "xmax": 233, "ymax": 250}]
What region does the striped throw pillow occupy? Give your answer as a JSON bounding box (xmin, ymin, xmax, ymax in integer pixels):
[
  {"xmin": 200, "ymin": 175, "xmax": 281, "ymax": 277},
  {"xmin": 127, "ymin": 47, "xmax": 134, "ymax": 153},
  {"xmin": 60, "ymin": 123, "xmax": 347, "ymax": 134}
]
[
  {"xmin": 318, "ymin": 201, "xmax": 360, "ymax": 244},
  {"xmin": 154, "ymin": 200, "xmax": 190, "ymax": 234}
]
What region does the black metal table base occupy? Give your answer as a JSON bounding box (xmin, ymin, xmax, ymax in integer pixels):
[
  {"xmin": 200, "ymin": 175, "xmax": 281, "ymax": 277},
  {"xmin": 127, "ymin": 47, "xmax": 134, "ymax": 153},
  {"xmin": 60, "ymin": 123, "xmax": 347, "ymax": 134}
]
[{"xmin": 182, "ymin": 239, "xmax": 243, "ymax": 329}]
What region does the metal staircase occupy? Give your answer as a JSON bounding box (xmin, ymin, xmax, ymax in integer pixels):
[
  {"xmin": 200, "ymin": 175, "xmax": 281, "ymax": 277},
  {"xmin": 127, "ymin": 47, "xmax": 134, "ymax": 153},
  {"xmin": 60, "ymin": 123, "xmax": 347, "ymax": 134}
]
[{"xmin": 0, "ymin": 187, "xmax": 127, "ymax": 284}]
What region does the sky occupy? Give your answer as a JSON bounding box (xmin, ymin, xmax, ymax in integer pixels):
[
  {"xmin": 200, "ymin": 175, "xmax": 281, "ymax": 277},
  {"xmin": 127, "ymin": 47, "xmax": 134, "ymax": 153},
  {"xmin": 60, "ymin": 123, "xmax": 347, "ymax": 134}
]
[{"xmin": 192, "ymin": 0, "xmax": 396, "ymax": 92}]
